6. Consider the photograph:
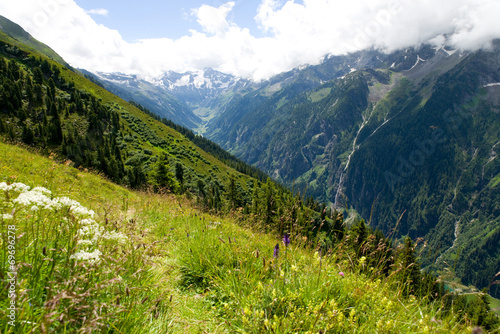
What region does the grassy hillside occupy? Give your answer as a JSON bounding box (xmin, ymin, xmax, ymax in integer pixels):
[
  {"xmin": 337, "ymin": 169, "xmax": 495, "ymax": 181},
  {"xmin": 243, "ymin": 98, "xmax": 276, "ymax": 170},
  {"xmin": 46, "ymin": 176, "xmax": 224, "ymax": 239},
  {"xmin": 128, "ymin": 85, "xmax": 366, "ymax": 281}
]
[
  {"xmin": 0, "ymin": 17, "xmax": 67, "ymax": 66},
  {"xmin": 0, "ymin": 26, "xmax": 266, "ymax": 212},
  {"xmin": 1, "ymin": 141, "xmax": 494, "ymax": 333}
]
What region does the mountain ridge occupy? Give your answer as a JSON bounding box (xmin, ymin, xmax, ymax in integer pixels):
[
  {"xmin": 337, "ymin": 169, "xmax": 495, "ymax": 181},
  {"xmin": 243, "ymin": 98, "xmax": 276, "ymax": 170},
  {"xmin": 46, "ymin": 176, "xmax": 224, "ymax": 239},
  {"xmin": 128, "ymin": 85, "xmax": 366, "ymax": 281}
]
[{"xmin": 91, "ymin": 41, "xmax": 500, "ymax": 299}]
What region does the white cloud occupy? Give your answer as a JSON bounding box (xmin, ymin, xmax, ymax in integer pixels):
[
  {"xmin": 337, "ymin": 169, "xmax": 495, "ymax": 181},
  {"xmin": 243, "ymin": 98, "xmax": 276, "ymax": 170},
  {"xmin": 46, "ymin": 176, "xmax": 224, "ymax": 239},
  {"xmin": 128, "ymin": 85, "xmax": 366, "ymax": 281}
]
[
  {"xmin": 85, "ymin": 8, "xmax": 109, "ymax": 16},
  {"xmin": 193, "ymin": 2, "xmax": 235, "ymax": 36},
  {"xmin": 1, "ymin": 0, "xmax": 500, "ymax": 81}
]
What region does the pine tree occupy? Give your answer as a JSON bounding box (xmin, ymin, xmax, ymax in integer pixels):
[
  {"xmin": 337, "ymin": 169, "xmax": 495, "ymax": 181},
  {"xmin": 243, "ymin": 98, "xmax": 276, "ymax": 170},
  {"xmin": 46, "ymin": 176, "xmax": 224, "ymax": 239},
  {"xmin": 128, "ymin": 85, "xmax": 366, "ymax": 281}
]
[
  {"xmin": 152, "ymin": 153, "xmax": 179, "ymax": 193},
  {"xmin": 33, "ymin": 67, "xmax": 43, "ymax": 85},
  {"xmin": 175, "ymin": 162, "xmax": 184, "ymax": 189},
  {"xmin": 227, "ymin": 177, "xmax": 241, "ymax": 210},
  {"xmin": 398, "ymin": 237, "xmax": 421, "ymax": 296},
  {"xmin": 21, "ymin": 125, "xmax": 34, "ymax": 145}
]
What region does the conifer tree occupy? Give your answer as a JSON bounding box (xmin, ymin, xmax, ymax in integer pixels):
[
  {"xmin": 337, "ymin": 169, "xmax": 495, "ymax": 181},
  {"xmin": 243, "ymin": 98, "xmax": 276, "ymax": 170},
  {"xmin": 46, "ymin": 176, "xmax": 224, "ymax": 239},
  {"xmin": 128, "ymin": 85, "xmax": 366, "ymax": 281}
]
[
  {"xmin": 264, "ymin": 177, "xmax": 275, "ymax": 227},
  {"xmin": 152, "ymin": 152, "xmax": 179, "ymax": 193},
  {"xmin": 398, "ymin": 237, "xmax": 421, "ymax": 296},
  {"xmin": 175, "ymin": 162, "xmax": 184, "ymax": 190}
]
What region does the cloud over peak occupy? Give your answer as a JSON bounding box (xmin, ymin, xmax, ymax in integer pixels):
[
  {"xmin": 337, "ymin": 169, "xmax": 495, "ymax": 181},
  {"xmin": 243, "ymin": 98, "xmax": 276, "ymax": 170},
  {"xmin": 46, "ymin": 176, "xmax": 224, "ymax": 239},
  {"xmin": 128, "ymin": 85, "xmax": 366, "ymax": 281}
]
[{"xmin": 1, "ymin": 0, "xmax": 500, "ymax": 81}]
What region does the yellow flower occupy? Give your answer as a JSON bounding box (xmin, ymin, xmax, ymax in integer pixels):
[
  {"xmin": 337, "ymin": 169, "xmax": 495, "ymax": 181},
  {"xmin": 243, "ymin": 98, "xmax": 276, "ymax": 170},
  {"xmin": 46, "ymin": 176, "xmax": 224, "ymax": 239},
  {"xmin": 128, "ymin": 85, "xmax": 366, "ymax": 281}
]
[{"xmin": 349, "ymin": 308, "xmax": 356, "ymax": 320}]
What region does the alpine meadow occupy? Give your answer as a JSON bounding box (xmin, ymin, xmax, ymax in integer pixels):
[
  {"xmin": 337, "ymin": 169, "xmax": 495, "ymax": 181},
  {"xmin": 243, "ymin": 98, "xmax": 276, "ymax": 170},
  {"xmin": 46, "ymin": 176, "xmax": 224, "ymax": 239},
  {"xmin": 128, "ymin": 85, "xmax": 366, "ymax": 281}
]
[{"xmin": 0, "ymin": 5, "xmax": 499, "ymax": 334}]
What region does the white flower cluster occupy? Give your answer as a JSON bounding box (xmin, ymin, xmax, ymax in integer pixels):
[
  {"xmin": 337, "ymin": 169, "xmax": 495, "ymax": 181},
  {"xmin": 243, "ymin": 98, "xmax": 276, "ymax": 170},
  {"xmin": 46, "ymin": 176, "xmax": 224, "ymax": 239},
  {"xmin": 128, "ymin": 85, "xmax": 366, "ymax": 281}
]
[
  {"xmin": 13, "ymin": 189, "xmax": 55, "ymax": 210},
  {"xmin": 1, "ymin": 181, "xmax": 127, "ymax": 263},
  {"xmin": 70, "ymin": 249, "xmax": 102, "ymax": 264},
  {"xmin": 102, "ymin": 231, "xmax": 128, "ymax": 244},
  {"xmin": 0, "ymin": 182, "xmax": 31, "ymax": 193},
  {"xmin": 2, "ymin": 182, "xmax": 95, "ymax": 218},
  {"xmin": 77, "ymin": 219, "xmax": 103, "ymax": 242}
]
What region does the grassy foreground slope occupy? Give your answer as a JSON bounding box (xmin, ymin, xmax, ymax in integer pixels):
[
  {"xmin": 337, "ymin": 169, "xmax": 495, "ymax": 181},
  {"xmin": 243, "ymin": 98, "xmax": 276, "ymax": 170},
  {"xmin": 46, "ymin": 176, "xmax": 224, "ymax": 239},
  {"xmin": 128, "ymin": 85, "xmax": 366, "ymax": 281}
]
[{"xmin": 0, "ymin": 142, "xmax": 485, "ymax": 333}]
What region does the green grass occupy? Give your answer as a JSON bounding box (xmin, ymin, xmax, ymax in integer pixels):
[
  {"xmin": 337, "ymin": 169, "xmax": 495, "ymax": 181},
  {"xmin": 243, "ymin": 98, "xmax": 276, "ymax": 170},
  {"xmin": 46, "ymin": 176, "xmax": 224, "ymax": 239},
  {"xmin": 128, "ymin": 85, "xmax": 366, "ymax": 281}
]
[
  {"xmin": 308, "ymin": 87, "xmax": 332, "ymax": 103},
  {"xmin": 490, "ymin": 296, "xmax": 500, "ymax": 315},
  {"xmin": 0, "ymin": 142, "xmax": 483, "ymax": 333},
  {"xmin": 488, "ymin": 174, "xmax": 500, "ymax": 188},
  {"xmin": 0, "ymin": 29, "xmax": 256, "ymax": 193}
]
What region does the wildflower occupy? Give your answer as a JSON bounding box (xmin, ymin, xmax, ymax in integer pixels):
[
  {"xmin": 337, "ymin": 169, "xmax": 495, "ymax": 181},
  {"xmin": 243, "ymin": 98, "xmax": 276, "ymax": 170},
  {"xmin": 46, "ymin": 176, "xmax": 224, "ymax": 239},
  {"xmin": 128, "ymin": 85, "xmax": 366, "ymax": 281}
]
[
  {"xmin": 30, "ymin": 205, "xmax": 39, "ymax": 212},
  {"xmin": 359, "ymin": 256, "xmax": 366, "ymax": 266},
  {"xmin": 9, "ymin": 182, "xmax": 31, "ymax": 193},
  {"xmin": 80, "ymin": 218, "xmax": 95, "ymax": 226},
  {"xmin": 2, "ymin": 213, "xmax": 13, "ymax": 220},
  {"xmin": 102, "ymin": 231, "xmax": 128, "ymax": 244},
  {"xmin": 56, "ymin": 196, "xmax": 81, "ymax": 208},
  {"xmin": 282, "ymin": 233, "xmax": 290, "ymax": 247},
  {"xmin": 32, "ymin": 187, "xmax": 51, "ymax": 195},
  {"xmin": 13, "ymin": 190, "xmax": 52, "ymax": 207},
  {"xmin": 70, "ymin": 249, "xmax": 102, "ymax": 263},
  {"xmin": 71, "ymin": 206, "xmax": 95, "ymax": 218},
  {"xmin": 273, "ymin": 243, "xmax": 279, "ymax": 258},
  {"xmin": 77, "ymin": 240, "xmax": 93, "ymax": 246},
  {"xmin": 339, "ymin": 271, "xmax": 344, "ymax": 277}
]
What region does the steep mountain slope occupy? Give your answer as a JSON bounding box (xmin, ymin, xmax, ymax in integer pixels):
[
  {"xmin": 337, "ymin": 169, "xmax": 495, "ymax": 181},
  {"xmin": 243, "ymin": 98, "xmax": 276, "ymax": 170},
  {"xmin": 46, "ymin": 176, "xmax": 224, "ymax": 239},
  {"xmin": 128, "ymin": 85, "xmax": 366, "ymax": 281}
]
[
  {"xmin": 206, "ymin": 44, "xmax": 500, "ymax": 297},
  {"xmin": 3, "ymin": 141, "xmax": 490, "ymax": 333},
  {"xmin": 344, "ymin": 46, "xmax": 500, "ymax": 297},
  {"xmin": 0, "ymin": 17, "xmax": 268, "ymax": 214},
  {"xmin": 38, "ymin": 6, "xmax": 499, "ymax": 296},
  {"xmin": 0, "ymin": 15, "xmax": 332, "ymax": 244},
  {"xmin": 0, "ymin": 15, "xmax": 68, "ymax": 66},
  {"xmin": 88, "ymin": 43, "xmax": 500, "ymax": 297}
]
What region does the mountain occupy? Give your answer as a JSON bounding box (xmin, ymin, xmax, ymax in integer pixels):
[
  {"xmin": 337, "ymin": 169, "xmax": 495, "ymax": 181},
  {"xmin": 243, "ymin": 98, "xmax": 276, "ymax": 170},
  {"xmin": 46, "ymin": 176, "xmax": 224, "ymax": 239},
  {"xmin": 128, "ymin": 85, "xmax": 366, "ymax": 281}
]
[
  {"xmin": 0, "ymin": 15, "xmax": 288, "ymax": 219},
  {"xmin": 86, "ymin": 71, "xmax": 202, "ymax": 129},
  {"xmin": 89, "ymin": 68, "xmax": 250, "ymax": 130},
  {"xmin": 0, "ymin": 15, "xmax": 68, "ymax": 66},
  {"xmin": 3, "ymin": 141, "xmax": 493, "ymax": 333},
  {"xmin": 1, "ymin": 15, "xmax": 499, "ymax": 332},
  {"xmin": 149, "ymin": 68, "xmax": 250, "ymax": 110},
  {"xmin": 204, "ymin": 44, "xmax": 500, "ymax": 298},
  {"xmin": 93, "ymin": 42, "xmax": 500, "ymax": 298}
]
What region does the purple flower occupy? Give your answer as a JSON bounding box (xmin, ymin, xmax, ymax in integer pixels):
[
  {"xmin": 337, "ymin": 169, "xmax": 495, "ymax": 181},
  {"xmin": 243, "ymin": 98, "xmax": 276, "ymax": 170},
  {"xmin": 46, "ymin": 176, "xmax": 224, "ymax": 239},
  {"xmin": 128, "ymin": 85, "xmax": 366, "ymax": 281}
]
[
  {"xmin": 339, "ymin": 271, "xmax": 344, "ymax": 277},
  {"xmin": 273, "ymin": 243, "xmax": 279, "ymax": 258},
  {"xmin": 283, "ymin": 233, "xmax": 290, "ymax": 247}
]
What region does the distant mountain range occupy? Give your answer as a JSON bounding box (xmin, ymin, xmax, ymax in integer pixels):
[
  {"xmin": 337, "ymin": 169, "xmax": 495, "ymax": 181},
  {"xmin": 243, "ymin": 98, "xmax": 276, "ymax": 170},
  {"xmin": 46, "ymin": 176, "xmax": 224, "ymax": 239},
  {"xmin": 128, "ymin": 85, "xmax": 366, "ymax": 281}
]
[
  {"xmin": 91, "ymin": 43, "xmax": 500, "ymax": 299},
  {"xmin": 88, "ymin": 68, "xmax": 250, "ymax": 130}
]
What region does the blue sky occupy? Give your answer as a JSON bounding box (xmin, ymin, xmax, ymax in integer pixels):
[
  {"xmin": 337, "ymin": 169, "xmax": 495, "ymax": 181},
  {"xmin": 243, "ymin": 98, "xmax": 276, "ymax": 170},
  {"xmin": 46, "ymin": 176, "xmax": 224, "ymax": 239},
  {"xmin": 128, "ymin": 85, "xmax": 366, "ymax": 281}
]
[
  {"xmin": 1, "ymin": 0, "xmax": 500, "ymax": 80},
  {"xmin": 74, "ymin": 0, "xmax": 266, "ymax": 41}
]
